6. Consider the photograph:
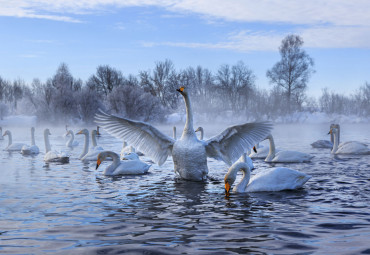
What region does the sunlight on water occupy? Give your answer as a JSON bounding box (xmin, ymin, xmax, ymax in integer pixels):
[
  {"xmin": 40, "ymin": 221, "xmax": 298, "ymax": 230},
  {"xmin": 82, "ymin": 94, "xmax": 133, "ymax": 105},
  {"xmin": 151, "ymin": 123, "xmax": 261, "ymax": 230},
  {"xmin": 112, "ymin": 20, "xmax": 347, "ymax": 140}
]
[{"xmin": 0, "ymin": 123, "xmax": 370, "ymax": 254}]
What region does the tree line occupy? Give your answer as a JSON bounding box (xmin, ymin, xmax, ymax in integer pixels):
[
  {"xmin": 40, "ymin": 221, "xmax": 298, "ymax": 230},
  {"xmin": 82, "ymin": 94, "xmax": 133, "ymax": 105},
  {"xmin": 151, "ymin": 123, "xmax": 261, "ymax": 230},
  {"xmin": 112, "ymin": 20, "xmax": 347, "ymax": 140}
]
[{"xmin": 0, "ymin": 35, "xmax": 369, "ymax": 124}]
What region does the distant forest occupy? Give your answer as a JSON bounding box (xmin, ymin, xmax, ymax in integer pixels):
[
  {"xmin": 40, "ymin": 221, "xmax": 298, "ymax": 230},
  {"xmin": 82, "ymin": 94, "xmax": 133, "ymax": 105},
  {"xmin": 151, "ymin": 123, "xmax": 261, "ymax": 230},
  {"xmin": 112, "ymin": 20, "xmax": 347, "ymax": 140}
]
[{"xmin": 0, "ymin": 35, "xmax": 369, "ymax": 124}]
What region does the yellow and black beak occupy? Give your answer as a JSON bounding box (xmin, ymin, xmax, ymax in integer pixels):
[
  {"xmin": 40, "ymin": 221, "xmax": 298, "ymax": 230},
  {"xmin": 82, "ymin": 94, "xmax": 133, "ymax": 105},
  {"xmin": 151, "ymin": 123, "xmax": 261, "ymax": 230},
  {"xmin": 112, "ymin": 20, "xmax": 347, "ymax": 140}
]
[
  {"xmin": 176, "ymin": 87, "xmax": 185, "ymax": 94},
  {"xmin": 225, "ymin": 181, "xmax": 231, "ymax": 196},
  {"xmin": 77, "ymin": 130, "xmax": 83, "ymax": 135},
  {"xmin": 253, "ymin": 146, "xmax": 257, "ymax": 153},
  {"xmin": 96, "ymin": 158, "xmax": 101, "ymax": 170},
  {"xmin": 327, "ymin": 129, "xmax": 332, "ymax": 135}
]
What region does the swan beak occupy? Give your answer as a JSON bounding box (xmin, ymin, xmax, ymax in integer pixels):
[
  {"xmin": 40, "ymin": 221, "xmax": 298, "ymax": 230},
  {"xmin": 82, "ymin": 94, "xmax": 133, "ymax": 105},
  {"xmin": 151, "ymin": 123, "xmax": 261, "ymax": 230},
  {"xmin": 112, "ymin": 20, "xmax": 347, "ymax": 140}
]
[
  {"xmin": 176, "ymin": 87, "xmax": 185, "ymax": 94},
  {"xmin": 77, "ymin": 130, "xmax": 83, "ymax": 135},
  {"xmin": 253, "ymin": 146, "xmax": 257, "ymax": 153},
  {"xmin": 96, "ymin": 158, "xmax": 101, "ymax": 170},
  {"xmin": 225, "ymin": 182, "xmax": 231, "ymax": 196}
]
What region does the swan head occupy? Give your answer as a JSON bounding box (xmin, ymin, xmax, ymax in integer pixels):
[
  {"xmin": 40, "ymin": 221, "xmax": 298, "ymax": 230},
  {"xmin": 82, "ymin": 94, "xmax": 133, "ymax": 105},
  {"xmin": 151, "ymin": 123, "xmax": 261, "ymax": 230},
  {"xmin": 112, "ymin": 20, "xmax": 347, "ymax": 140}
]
[
  {"xmin": 176, "ymin": 86, "xmax": 188, "ymax": 96},
  {"xmin": 195, "ymin": 127, "xmax": 203, "ymax": 133},
  {"xmin": 77, "ymin": 129, "xmax": 89, "ymax": 136},
  {"xmin": 224, "ymin": 162, "xmax": 250, "ymax": 196},
  {"xmin": 96, "ymin": 151, "xmax": 109, "ymax": 170},
  {"xmin": 328, "ymin": 127, "xmax": 338, "ymax": 135},
  {"xmin": 252, "ymin": 146, "xmax": 257, "ymax": 153},
  {"xmin": 3, "ymin": 130, "xmax": 10, "ymax": 137},
  {"xmin": 44, "ymin": 128, "xmax": 51, "ymax": 136}
]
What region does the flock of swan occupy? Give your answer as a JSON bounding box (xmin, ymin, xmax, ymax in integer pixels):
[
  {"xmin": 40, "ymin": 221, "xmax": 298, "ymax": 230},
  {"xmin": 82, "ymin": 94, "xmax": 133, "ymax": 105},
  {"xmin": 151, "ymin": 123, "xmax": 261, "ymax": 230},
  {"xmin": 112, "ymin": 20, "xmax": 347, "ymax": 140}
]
[{"xmin": 2, "ymin": 86, "xmax": 369, "ymax": 196}]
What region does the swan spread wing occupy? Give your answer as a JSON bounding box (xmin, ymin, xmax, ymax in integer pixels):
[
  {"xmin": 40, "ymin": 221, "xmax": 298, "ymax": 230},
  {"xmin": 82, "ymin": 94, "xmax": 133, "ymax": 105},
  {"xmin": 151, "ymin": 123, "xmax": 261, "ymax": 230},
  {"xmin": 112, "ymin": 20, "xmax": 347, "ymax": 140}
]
[
  {"xmin": 95, "ymin": 110, "xmax": 175, "ymax": 166},
  {"xmin": 205, "ymin": 122, "xmax": 273, "ymax": 166}
]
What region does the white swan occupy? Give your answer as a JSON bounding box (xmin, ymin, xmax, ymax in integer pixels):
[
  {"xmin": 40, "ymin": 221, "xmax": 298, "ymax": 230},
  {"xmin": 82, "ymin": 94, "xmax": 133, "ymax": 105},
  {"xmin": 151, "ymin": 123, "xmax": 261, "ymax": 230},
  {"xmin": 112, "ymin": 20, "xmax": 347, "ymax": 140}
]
[
  {"xmin": 224, "ymin": 157, "xmax": 311, "ymax": 195},
  {"xmin": 264, "ymin": 134, "xmax": 314, "ymax": 163},
  {"xmin": 0, "ymin": 127, "xmax": 4, "ymax": 140},
  {"xmin": 195, "ymin": 126, "xmax": 204, "ymax": 140},
  {"xmin": 173, "ymin": 126, "xmax": 177, "ymax": 140},
  {"xmin": 96, "ymin": 151, "xmax": 150, "ymax": 175},
  {"xmin": 77, "ymin": 129, "xmax": 105, "ymax": 161},
  {"xmin": 311, "ymin": 124, "xmax": 338, "ymax": 148},
  {"xmin": 3, "ymin": 130, "xmax": 26, "ymax": 151},
  {"xmin": 66, "ymin": 130, "xmax": 79, "ymax": 147},
  {"xmin": 44, "ymin": 129, "xmax": 69, "ymax": 163},
  {"xmin": 249, "ymin": 143, "xmax": 270, "ymax": 159},
  {"xmin": 330, "ymin": 127, "xmax": 370, "ymax": 154},
  {"xmin": 95, "ymin": 86, "xmax": 272, "ymax": 181},
  {"xmin": 120, "ymin": 145, "xmax": 140, "ymax": 161},
  {"xmin": 21, "ymin": 127, "xmax": 40, "ymax": 155},
  {"xmin": 96, "ymin": 126, "xmax": 101, "ymax": 137}
]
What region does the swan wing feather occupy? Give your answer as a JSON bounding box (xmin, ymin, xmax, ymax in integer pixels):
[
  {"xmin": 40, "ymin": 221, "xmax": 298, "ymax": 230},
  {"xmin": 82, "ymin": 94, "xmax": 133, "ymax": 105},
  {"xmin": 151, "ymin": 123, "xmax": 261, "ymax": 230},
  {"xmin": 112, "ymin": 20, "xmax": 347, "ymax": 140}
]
[
  {"xmin": 205, "ymin": 122, "xmax": 273, "ymax": 165},
  {"xmin": 95, "ymin": 110, "xmax": 174, "ymax": 166}
]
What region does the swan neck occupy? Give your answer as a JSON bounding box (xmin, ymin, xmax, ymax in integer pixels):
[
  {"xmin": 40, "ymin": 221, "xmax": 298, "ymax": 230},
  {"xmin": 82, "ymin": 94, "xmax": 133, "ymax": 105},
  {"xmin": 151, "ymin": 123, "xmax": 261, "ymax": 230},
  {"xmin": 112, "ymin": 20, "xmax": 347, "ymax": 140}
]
[
  {"xmin": 7, "ymin": 132, "xmax": 12, "ymax": 146},
  {"xmin": 80, "ymin": 132, "xmax": 89, "ymax": 159},
  {"xmin": 331, "ymin": 130, "xmax": 339, "ymax": 154},
  {"xmin": 199, "ymin": 129, "xmax": 203, "ymax": 140},
  {"xmin": 91, "ymin": 131, "xmax": 97, "ymax": 147},
  {"xmin": 31, "ymin": 129, "xmax": 35, "ymax": 146},
  {"xmin": 265, "ymin": 135, "xmax": 276, "ymax": 161},
  {"xmin": 241, "ymin": 153, "xmax": 246, "ymax": 162},
  {"xmin": 237, "ymin": 168, "xmax": 251, "ymax": 192},
  {"xmin": 44, "ymin": 133, "xmax": 51, "ymax": 152},
  {"xmin": 173, "ymin": 127, "xmax": 176, "ymax": 140},
  {"xmin": 181, "ymin": 93, "xmax": 195, "ymax": 138}
]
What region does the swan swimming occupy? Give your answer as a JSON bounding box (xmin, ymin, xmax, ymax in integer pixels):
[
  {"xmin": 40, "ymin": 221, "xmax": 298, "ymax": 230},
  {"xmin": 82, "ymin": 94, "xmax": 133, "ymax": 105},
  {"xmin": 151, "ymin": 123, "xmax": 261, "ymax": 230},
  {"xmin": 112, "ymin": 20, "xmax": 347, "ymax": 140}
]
[
  {"xmin": 77, "ymin": 129, "xmax": 105, "ymax": 161},
  {"xmin": 96, "ymin": 151, "xmax": 150, "ymax": 175},
  {"xmin": 3, "ymin": 130, "xmax": 26, "ymax": 151},
  {"xmin": 44, "ymin": 129, "xmax": 69, "ymax": 163},
  {"xmin": 311, "ymin": 124, "xmax": 338, "ymax": 149},
  {"xmin": 329, "ymin": 127, "xmax": 370, "ymax": 155},
  {"xmin": 120, "ymin": 145, "xmax": 140, "ymax": 161},
  {"xmin": 224, "ymin": 154, "xmax": 311, "ymax": 195},
  {"xmin": 264, "ymin": 134, "xmax": 314, "ymax": 163},
  {"xmin": 95, "ymin": 86, "xmax": 272, "ymax": 181},
  {"xmin": 21, "ymin": 127, "xmax": 40, "ymax": 155},
  {"xmin": 66, "ymin": 130, "xmax": 79, "ymax": 147}
]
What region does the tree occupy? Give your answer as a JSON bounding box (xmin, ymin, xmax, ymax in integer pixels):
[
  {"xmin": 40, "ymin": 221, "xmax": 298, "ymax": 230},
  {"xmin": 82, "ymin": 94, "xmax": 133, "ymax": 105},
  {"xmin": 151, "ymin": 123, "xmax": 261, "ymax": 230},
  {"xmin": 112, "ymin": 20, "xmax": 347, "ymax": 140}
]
[
  {"xmin": 266, "ymin": 34, "xmax": 314, "ymax": 113},
  {"xmin": 87, "ymin": 65, "xmax": 124, "ymax": 96}
]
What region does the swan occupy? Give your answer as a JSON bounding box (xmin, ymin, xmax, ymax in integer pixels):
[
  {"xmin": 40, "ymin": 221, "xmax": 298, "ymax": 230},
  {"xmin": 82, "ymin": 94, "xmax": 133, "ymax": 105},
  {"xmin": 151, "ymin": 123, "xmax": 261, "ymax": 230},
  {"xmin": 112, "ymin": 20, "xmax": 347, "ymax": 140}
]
[
  {"xmin": 173, "ymin": 126, "xmax": 177, "ymax": 140},
  {"xmin": 264, "ymin": 134, "xmax": 314, "ymax": 163},
  {"xmin": 0, "ymin": 127, "xmax": 4, "ymax": 140},
  {"xmin": 311, "ymin": 124, "xmax": 338, "ymax": 148},
  {"xmin": 120, "ymin": 145, "xmax": 140, "ymax": 161},
  {"xmin": 66, "ymin": 130, "xmax": 79, "ymax": 147},
  {"xmin": 249, "ymin": 143, "xmax": 270, "ymax": 159},
  {"xmin": 96, "ymin": 126, "xmax": 101, "ymax": 137},
  {"xmin": 77, "ymin": 129, "xmax": 105, "ymax": 161},
  {"xmin": 44, "ymin": 128, "xmax": 69, "ymax": 163},
  {"xmin": 95, "ymin": 86, "xmax": 272, "ymax": 181},
  {"xmin": 3, "ymin": 130, "xmax": 27, "ymax": 151},
  {"xmin": 195, "ymin": 126, "xmax": 204, "ymax": 140},
  {"xmin": 21, "ymin": 127, "xmax": 40, "ymax": 155},
  {"xmin": 329, "ymin": 127, "xmax": 370, "ymax": 154},
  {"xmin": 96, "ymin": 151, "xmax": 150, "ymax": 175},
  {"xmin": 224, "ymin": 159, "xmax": 311, "ymax": 195}
]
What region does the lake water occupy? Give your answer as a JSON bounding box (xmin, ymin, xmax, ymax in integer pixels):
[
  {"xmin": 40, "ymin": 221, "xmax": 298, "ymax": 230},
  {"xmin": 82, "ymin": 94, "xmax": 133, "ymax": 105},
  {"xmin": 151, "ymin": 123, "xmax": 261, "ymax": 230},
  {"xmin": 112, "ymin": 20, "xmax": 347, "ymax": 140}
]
[{"xmin": 0, "ymin": 123, "xmax": 370, "ymax": 254}]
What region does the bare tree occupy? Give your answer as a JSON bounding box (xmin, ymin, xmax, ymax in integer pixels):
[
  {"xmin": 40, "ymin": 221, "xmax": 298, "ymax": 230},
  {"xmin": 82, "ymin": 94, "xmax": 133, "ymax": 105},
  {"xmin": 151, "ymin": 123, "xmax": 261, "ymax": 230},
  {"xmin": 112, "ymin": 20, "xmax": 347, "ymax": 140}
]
[
  {"xmin": 87, "ymin": 65, "xmax": 124, "ymax": 96},
  {"xmin": 266, "ymin": 34, "xmax": 314, "ymax": 113}
]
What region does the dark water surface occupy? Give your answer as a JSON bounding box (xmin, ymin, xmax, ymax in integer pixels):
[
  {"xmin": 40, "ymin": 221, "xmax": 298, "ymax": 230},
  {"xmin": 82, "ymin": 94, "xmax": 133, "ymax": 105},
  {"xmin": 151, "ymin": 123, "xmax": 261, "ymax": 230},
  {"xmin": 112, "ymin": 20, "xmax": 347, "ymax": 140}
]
[{"xmin": 1, "ymin": 123, "xmax": 370, "ymax": 254}]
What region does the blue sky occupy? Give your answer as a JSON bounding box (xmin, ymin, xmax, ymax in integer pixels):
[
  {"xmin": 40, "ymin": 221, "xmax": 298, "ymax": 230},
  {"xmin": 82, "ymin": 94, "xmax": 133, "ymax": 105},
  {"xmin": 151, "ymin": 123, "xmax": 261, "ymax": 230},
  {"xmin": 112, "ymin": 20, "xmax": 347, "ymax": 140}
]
[{"xmin": 0, "ymin": 0, "xmax": 369, "ymax": 97}]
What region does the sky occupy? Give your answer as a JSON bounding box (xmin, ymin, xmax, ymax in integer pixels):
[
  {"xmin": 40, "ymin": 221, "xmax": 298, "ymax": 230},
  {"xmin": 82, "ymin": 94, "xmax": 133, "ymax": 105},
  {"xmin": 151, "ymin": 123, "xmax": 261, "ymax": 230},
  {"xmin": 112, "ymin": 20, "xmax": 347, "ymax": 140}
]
[{"xmin": 0, "ymin": 0, "xmax": 369, "ymax": 97}]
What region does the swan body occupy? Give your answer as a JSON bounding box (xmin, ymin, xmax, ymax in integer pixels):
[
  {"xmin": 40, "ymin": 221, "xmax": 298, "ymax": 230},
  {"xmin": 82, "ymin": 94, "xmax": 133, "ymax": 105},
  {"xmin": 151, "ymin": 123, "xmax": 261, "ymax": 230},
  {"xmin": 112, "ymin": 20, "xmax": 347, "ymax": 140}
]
[
  {"xmin": 44, "ymin": 129, "xmax": 69, "ymax": 163},
  {"xmin": 330, "ymin": 127, "xmax": 370, "ymax": 154},
  {"xmin": 311, "ymin": 140, "xmax": 333, "ymax": 149},
  {"xmin": 225, "ymin": 162, "xmax": 311, "ymax": 194},
  {"xmin": 66, "ymin": 130, "xmax": 79, "ymax": 147},
  {"xmin": 21, "ymin": 127, "xmax": 40, "ymax": 155},
  {"xmin": 96, "ymin": 151, "xmax": 150, "ymax": 175},
  {"xmin": 3, "ymin": 130, "xmax": 26, "ymax": 151},
  {"xmin": 264, "ymin": 134, "xmax": 314, "ymax": 163},
  {"xmin": 95, "ymin": 86, "xmax": 272, "ymax": 181}
]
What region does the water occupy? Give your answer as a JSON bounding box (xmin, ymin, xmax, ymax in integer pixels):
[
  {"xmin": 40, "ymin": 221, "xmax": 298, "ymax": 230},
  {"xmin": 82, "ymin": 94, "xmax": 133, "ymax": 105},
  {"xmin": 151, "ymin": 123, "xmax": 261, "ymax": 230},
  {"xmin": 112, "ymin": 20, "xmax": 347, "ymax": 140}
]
[{"xmin": 1, "ymin": 123, "xmax": 370, "ymax": 254}]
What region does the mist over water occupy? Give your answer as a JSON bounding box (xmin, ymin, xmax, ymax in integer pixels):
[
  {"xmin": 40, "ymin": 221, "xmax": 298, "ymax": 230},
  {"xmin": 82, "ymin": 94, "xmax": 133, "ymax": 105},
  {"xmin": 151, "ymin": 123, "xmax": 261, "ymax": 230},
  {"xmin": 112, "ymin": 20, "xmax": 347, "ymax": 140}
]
[{"xmin": 0, "ymin": 123, "xmax": 370, "ymax": 254}]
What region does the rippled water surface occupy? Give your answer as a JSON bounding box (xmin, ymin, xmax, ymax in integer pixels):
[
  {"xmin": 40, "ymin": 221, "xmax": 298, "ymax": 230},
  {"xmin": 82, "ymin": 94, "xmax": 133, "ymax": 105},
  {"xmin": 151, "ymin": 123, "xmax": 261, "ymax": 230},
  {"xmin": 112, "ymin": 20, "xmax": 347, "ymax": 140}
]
[{"xmin": 1, "ymin": 123, "xmax": 370, "ymax": 254}]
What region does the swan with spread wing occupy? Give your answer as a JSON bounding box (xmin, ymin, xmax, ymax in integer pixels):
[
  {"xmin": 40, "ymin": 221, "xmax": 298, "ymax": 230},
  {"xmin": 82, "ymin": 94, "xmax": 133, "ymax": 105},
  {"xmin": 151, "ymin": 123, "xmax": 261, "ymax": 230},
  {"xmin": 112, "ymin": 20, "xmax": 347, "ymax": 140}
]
[{"xmin": 95, "ymin": 86, "xmax": 272, "ymax": 181}]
